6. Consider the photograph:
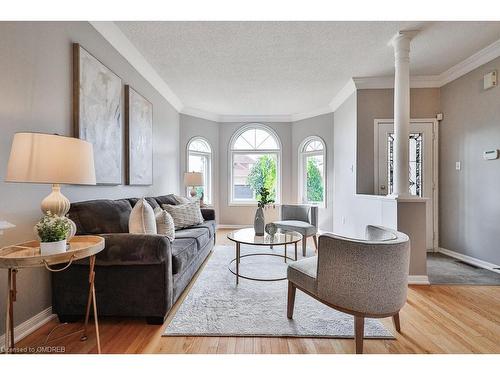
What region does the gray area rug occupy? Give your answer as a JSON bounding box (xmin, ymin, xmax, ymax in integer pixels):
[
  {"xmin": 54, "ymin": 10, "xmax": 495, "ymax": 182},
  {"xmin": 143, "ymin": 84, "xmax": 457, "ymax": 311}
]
[
  {"xmin": 428, "ymin": 252, "xmax": 500, "ymax": 285},
  {"xmin": 164, "ymin": 244, "xmax": 393, "ymax": 338}
]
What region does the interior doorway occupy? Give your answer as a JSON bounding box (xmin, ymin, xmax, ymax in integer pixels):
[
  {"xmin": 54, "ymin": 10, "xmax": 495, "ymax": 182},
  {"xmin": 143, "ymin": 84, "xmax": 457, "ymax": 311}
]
[{"xmin": 374, "ymin": 118, "xmax": 439, "ymax": 251}]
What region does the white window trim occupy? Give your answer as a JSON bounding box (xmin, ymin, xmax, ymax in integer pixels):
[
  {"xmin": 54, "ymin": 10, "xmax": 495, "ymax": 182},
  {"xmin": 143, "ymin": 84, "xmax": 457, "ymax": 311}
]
[
  {"xmin": 186, "ymin": 136, "xmax": 213, "ymax": 206},
  {"xmin": 298, "ymin": 135, "xmax": 327, "ymax": 208},
  {"xmin": 228, "ymin": 123, "xmax": 282, "ymax": 206}
]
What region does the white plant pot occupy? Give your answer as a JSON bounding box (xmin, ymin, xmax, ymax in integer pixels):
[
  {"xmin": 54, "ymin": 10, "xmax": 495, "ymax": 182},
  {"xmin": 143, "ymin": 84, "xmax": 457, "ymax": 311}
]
[{"xmin": 40, "ymin": 239, "xmax": 67, "ymax": 256}]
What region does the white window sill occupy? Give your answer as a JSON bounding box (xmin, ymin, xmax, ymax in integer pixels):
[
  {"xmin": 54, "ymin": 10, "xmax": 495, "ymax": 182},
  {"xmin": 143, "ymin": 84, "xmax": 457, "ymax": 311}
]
[{"xmin": 228, "ymin": 202, "xmax": 281, "ymax": 207}]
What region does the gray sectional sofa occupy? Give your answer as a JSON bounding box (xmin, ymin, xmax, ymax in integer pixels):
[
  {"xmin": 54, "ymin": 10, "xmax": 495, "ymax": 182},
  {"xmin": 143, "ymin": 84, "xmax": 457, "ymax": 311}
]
[{"xmin": 51, "ymin": 194, "xmax": 215, "ymax": 324}]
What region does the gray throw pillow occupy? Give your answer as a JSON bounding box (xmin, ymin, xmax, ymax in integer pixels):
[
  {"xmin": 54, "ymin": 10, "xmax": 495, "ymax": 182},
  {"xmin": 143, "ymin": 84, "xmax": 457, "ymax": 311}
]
[
  {"xmin": 162, "ymin": 201, "xmax": 204, "ymax": 230},
  {"xmin": 154, "ymin": 207, "xmax": 175, "ymax": 242}
]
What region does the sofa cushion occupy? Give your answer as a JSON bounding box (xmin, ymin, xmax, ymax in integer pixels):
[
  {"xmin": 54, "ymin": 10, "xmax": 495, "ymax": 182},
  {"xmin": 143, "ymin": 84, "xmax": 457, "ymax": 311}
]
[
  {"xmin": 154, "ymin": 194, "xmax": 179, "ymax": 207},
  {"xmin": 191, "ymin": 220, "xmax": 216, "ymax": 237},
  {"xmin": 69, "ymin": 199, "xmax": 132, "ymax": 234},
  {"xmin": 175, "ymin": 227, "xmax": 210, "ymax": 250},
  {"xmin": 171, "ymin": 238, "xmax": 198, "ymax": 274}
]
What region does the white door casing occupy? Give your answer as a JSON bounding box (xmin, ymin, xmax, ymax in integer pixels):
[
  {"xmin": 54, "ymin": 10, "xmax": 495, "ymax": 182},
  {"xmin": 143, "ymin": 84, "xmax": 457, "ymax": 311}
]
[{"xmin": 374, "ymin": 118, "xmax": 439, "ymax": 251}]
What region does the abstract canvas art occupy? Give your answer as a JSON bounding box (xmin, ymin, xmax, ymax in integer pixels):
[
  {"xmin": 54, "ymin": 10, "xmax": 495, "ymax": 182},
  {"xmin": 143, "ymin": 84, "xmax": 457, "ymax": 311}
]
[
  {"xmin": 73, "ymin": 43, "xmax": 123, "ymax": 185},
  {"xmin": 125, "ymin": 85, "xmax": 153, "ymax": 185}
]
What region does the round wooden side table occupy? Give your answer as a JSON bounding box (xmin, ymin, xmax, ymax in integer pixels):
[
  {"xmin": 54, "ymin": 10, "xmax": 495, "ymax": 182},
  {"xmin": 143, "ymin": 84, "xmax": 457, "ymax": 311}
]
[{"xmin": 0, "ymin": 235, "xmax": 105, "ymax": 354}]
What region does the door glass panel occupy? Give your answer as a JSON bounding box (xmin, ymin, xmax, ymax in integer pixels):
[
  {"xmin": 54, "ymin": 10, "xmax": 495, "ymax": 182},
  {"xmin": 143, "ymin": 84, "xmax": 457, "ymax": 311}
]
[{"xmin": 387, "ymin": 133, "xmax": 423, "ymax": 196}]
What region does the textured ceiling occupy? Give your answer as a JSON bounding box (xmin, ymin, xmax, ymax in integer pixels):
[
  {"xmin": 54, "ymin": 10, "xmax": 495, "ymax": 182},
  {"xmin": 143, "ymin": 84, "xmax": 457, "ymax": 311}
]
[{"xmin": 116, "ymin": 21, "xmax": 500, "ymax": 116}]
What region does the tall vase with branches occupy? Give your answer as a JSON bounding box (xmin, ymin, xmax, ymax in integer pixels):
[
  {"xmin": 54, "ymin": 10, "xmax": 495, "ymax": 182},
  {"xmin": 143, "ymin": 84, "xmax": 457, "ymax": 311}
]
[{"xmin": 254, "ymin": 187, "xmax": 275, "ymax": 236}]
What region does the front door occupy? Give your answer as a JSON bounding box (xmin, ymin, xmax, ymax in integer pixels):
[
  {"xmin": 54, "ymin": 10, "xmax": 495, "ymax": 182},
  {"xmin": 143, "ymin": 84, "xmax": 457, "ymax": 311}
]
[{"xmin": 375, "ymin": 120, "xmax": 438, "ymax": 251}]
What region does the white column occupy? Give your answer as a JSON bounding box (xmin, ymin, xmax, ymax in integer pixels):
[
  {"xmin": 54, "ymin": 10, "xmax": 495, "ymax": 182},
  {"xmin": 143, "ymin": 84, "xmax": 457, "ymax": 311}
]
[{"xmin": 391, "ymin": 32, "xmax": 414, "ymax": 197}]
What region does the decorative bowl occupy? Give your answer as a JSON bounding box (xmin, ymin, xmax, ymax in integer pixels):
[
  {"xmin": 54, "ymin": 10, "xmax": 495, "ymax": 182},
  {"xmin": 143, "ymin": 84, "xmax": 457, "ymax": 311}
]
[{"xmin": 265, "ymin": 222, "xmax": 278, "ymax": 236}]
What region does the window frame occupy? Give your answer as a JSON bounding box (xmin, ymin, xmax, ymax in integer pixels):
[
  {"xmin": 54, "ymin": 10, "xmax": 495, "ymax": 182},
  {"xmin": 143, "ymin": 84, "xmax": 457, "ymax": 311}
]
[
  {"xmin": 298, "ymin": 136, "xmax": 327, "ymax": 208},
  {"xmin": 186, "ymin": 136, "xmax": 213, "ymax": 206},
  {"xmin": 228, "ymin": 123, "xmax": 282, "ymax": 206}
]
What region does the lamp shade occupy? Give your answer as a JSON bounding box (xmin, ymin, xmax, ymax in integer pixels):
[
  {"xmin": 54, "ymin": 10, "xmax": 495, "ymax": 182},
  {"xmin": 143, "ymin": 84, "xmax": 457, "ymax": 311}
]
[
  {"xmin": 5, "ymin": 132, "xmax": 96, "ymax": 185},
  {"xmin": 184, "ymin": 172, "xmax": 204, "ymax": 187}
]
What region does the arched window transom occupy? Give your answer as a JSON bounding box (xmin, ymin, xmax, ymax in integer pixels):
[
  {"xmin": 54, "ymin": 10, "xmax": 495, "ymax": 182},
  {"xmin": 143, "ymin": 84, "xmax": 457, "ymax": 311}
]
[
  {"xmin": 299, "ymin": 136, "xmax": 326, "ymax": 207},
  {"xmin": 187, "ymin": 137, "xmax": 212, "ymax": 205},
  {"xmin": 229, "ymin": 124, "xmax": 281, "ymax": 204}
]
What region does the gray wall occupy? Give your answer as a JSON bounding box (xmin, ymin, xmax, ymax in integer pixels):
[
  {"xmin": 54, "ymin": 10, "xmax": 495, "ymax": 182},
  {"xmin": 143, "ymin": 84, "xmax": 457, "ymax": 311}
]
[
  {"xmin": 356, "ymin": 88, "xmax": 440, "ymax": 194},
  {"xmin": 0, "ymin": 22, "xmax": 180, "ymax": 335},
  {"xmin": 179, "ymin": 114, "xmax": 220, "ymax": 219},
  {"xmin": 440, "ymin": 56, "xmax": 500, "ymax": 265},
  {"xmin": 291, "ymin": 113, "xmax": 334, "ymax": 231},
  {"xmin": 333, "ymin": 93, "xmax": 357, "ymax": 233},
  {"xmin": 181, "ymin": 115, "xmax": 335, "ymax": 231}
]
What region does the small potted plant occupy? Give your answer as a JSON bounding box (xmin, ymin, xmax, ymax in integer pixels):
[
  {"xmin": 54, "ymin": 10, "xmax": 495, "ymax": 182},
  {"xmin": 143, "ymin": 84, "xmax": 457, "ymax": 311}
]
[
  {"xmin": 35, "ymin": 211, "xmax": 71, "ymax": 255},
  {"xmin": 254, "ymin": 187, "xmax": 275, "ymax": 236}
]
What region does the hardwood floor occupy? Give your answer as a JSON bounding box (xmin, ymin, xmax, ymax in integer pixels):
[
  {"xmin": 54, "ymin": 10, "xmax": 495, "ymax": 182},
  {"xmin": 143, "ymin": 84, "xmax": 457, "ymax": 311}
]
[{"xmin": 16, "ymin": 229, "xmax": 500, "ymax": 354}]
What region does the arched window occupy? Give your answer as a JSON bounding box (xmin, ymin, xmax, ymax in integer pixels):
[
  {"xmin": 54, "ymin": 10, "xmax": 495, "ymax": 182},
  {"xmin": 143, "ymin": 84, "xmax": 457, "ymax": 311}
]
[
  {"xmin": 299, "ymin": 136, "xmax": 326, "ymax": 206},
  {"xmin": 187, "ymin": 137, "xmax": 212, "ymax": 205},
  {"xmin": 230, "ymin": 124, "xmax": 281, "ymax": 204}
]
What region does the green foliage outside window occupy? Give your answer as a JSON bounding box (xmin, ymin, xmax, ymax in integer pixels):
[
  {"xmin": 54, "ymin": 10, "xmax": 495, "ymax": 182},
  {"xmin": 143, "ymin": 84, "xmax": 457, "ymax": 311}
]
[
  {"xmin": 246, "ymin": 155, "xmax": 277, "ymax": 201},
  {"xmin": 307, "ymin": 158, "xmax": 324, "ymax": 203}
]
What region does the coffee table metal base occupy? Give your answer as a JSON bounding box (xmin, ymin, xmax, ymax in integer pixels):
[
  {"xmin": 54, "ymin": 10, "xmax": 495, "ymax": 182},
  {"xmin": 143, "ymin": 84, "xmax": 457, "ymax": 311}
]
[{"xmin": 228, "ymin": 253, "xmax": 296, "ymax": 282}]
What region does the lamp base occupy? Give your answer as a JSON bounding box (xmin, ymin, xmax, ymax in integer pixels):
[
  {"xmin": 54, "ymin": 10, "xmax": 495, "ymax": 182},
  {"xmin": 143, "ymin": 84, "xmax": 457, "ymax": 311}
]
[
  {"xmin": 38, "ymin": 184, "xmax": 76, "ymax": 240},
  {"xmin": 189, "ymin": 188, "xmax": 197, "ymax": 198},
  {"xmin": 41, "ymin": 184, "xmax": 70, "ymax": 216}
]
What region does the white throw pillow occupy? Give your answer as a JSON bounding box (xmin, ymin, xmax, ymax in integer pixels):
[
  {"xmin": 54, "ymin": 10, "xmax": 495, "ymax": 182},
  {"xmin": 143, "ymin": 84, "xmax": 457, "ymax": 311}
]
[
  {"xmin": 154, "ymin": 207, "xmax": 175, "ymax": 241},
  {"xmin": 162, "ymin": 201, "xmax": 204, "ymax": 230},
  {"xmin": 129, "ymin": 198, "xmax": 157, "ymax": 234}
]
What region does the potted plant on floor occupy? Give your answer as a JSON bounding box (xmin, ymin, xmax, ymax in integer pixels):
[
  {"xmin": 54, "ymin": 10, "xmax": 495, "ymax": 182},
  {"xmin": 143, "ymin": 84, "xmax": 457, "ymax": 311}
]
[
  {"xmin": 254, "ymin": 187, "xmax": 275, "ymax": 236},
  {"xmin": 35, "ymin": 211, "xmax": 72, "ymax": 255}
]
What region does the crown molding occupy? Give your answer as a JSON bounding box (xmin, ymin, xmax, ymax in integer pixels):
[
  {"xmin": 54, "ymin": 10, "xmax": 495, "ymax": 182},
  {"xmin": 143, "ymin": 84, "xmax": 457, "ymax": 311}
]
[
  {"xmin": 218, "ymin": 113, "xmax": 293, "ymax": 123},
  {"xmin": 290, "ymin": 105, "xmax": 333, "ymax": 122},
  {"xmin": 353, "ymin": 75, "xmax": 442, "ymax": 89},
  {"xmin": 329, "ymin": 79, "xmax": 356, "ymax": 112},
  {"xmin": 181, "ymin": 107, "xmax": 220, "ymax": 122},
  {"xmin": 89, "ymin": 21, "xmax": 183, "ymax": 112},
  {"xmin": 91, "ymin": 22, "xmax": 500, "ymax": 122},
  {"xmin": 354, "ymin": 37, "xmax": 500, "ymax": 90},
  {"xmin": 439, "ymin": 38, "xmax": 500, "ymax": 86}
]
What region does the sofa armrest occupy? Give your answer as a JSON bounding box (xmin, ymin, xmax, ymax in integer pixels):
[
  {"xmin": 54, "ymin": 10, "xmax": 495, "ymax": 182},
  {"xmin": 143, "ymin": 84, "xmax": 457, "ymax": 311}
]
[
  {"xmin": 83, "ymin": 233, "xmax": 172, "ymax": 266},
  {"xmin": 201, "ymin": 208, "xmax": 216, "ymax": 221}
]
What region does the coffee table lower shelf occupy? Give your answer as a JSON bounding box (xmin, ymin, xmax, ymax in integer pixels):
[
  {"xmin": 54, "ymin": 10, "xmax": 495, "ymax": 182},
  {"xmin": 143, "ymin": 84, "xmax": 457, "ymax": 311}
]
[{"xmin": 228, "ymin": 252, "xmax": 297, "ymax": 282}]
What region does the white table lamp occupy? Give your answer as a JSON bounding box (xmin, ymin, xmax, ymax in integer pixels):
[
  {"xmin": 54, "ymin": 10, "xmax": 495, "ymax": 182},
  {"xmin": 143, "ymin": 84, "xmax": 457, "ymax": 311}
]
[
  {"xmin": 5, "ymin": 133, "xmax": 96, "ymax": 228},
  {"xmin": 184, "ymin": 172, "xmax": 204, "ymax": 198}
]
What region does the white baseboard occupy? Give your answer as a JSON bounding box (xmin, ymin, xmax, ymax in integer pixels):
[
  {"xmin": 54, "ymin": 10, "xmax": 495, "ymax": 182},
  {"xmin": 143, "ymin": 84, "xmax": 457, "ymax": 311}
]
[
  {"xmin": 0, "ymin": 306, "xmax": 56, "ymax": 349},
  {"xmin": 438, "ymin": 247, "xmax": 500, "ymax": 275},
  {"xmin": 217, "ymin": 224, "xmax": 249, "ymax": 229},
  {"xmin": 408, "ymin": 275, "xmax": 430, "ymax": 285}
]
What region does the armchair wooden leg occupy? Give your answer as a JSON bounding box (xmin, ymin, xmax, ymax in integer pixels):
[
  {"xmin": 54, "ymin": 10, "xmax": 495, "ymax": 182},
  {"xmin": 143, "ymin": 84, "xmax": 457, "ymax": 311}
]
[
  {"xmin": 287, "ymin": 282, "xmax": 296, "ymax": 319},
  {"xmin": 302, "ymin": 238, "xmax": 307, "ymax": 257},
  {"xmin": 313, "ymin": 235, "xmax": 318, "ymax": 252},
  {"xmin": 392, "ymin": 312, "xmax": 401, "ymax": 333},
  {"xmin": 354, "ymin": 315, "xmax": 365, "ymax": 354}
]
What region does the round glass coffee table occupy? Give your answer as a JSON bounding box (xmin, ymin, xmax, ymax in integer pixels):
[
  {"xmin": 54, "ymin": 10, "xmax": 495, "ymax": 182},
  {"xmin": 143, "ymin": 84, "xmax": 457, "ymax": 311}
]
[{"xmin": 227, "ymin": 227, "xmax": 302, "ymax": 284}]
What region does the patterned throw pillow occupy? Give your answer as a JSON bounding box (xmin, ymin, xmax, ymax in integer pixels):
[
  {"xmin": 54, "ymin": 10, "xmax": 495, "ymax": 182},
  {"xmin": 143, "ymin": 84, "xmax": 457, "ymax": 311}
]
[
  {"xmin": 172, "ymin": 194, "xmax": 191, "ymax": 204},
  {"xmin": 162, "ymin": 201, "xmax": 204, "ymax": 230},
  {"xmin": 129, "ymin": 198, "xmax": 157, "ymax": 234},
  {"xmin": 154, "ymin": 207, "xmax": 175, "ymax": 242}
]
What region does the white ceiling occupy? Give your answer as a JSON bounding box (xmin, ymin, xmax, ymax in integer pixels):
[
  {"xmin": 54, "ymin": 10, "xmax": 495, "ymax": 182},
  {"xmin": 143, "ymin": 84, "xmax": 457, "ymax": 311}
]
[{"xmin": 115, "ymin": 21, "xmax": 500, "ymax": 117}]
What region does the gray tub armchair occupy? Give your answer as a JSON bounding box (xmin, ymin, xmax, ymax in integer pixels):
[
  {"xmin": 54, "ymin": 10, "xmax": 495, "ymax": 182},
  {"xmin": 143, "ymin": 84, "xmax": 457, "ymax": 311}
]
[
  {"xmin": 274, "ymin": 204, "xmax": 319, "ymax": 257},
  {"xmin": 287, "ymin": 225, "xmax": 410, "ymax": 353}
]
